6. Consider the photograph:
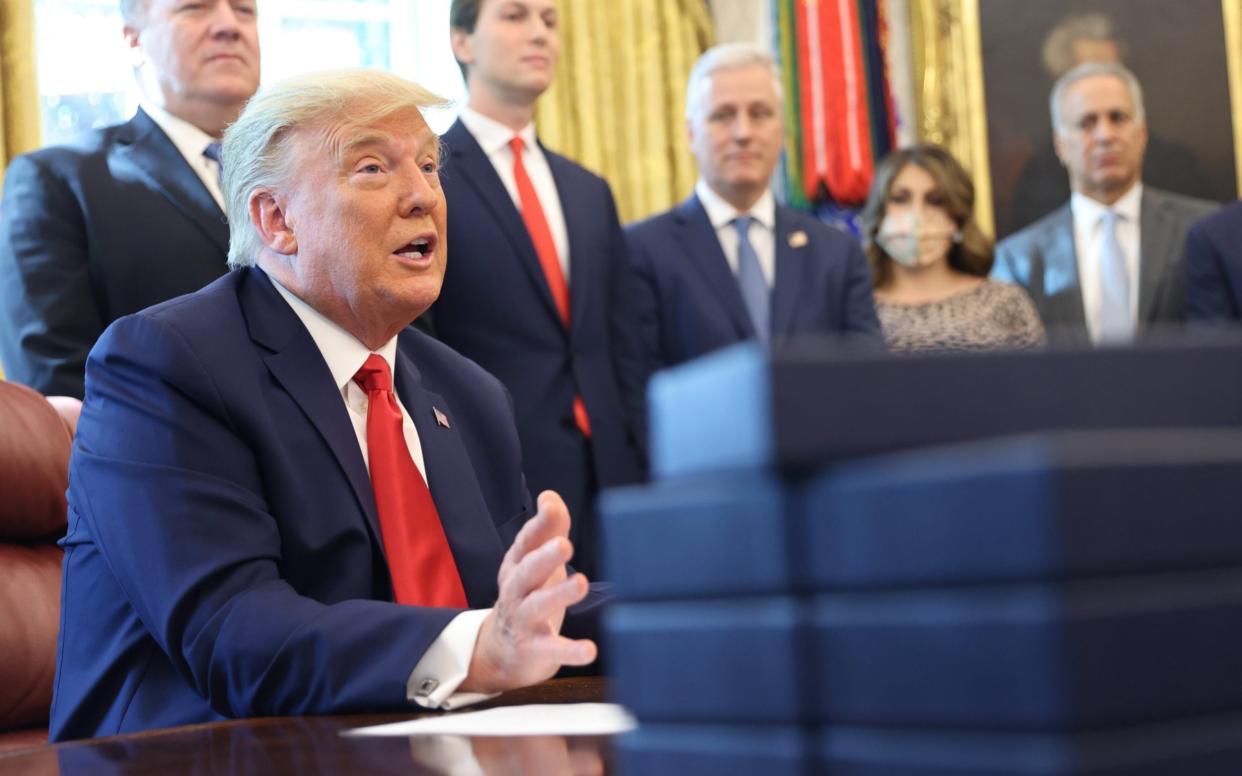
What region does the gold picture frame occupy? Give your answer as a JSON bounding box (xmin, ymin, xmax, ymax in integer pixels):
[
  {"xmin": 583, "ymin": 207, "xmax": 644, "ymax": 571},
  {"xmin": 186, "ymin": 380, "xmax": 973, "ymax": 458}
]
[{"xmin": 912, "ymin": 0, "xmax": 1242, "ymax": 239}]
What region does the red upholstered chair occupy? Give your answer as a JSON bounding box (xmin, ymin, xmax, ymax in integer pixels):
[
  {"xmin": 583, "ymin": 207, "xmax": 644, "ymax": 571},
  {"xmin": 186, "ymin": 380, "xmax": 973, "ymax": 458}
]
[{"xmin": 0, "ymin": 382, "xmax": 80, "ymax": 751}]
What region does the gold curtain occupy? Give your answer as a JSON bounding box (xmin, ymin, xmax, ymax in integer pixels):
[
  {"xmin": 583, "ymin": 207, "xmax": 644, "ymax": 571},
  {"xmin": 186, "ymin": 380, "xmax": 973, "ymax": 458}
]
[
  {"xmin": 0, "ymin": 0, "xmax": 40, "ymax": 187},
  {"xmin": 535, "ymin": 0, "xmax": 715, "ymax": 224},
  {"xmin": 909, "ymin": 0, "xmax": 992, "ymax": 236},
  {"xmin": 0, "ymin": 0, "xmax": 39, "ymax": 380}
]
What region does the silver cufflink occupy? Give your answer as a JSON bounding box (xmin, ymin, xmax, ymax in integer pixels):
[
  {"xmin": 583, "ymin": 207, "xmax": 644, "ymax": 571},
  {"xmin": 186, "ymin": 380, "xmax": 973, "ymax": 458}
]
[{"xmin": 415, "ymin": 678, "xmax": 439, "ymax": 698}]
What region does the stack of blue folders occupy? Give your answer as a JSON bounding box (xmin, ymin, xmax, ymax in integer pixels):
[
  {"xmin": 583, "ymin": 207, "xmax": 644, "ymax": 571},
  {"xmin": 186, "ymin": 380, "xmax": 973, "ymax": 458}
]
[{"xmin": 601, "ymin": 339, "xmax": 1242, "ymax": 775}]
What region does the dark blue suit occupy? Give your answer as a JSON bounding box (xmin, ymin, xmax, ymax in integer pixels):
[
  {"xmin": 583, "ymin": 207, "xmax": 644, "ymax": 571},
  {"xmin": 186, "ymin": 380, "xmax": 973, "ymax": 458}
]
[
  {"xmin": 0, "ymin": 108, "xmax": 229, "ymax": 398},
  {"xmin": 613, "ymin": 194, "xmax": 881, "ymax": 451},
  {"xmin": 426, "ymin": 120, "xmax": 642, "ymax": 579},
  {"xmin": 50, "ymin": 268, "xmax": 534, "ymax": 741},
  {"xmin": 1185, "ymin": 200, "xmax": 1242, "ymax": 323}
]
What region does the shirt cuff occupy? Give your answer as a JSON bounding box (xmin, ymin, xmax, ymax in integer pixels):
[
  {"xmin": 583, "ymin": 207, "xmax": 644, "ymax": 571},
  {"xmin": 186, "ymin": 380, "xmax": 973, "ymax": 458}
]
[{"xmin": 407, "ymin": 608, "xmax": 499, "ymax": 710}]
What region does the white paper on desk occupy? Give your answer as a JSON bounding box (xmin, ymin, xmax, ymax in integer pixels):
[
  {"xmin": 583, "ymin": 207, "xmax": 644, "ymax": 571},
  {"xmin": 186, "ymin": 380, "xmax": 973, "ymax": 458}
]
[{"xmin": 344, "ymin": 703, "xmax": 637, "ymax": 737}]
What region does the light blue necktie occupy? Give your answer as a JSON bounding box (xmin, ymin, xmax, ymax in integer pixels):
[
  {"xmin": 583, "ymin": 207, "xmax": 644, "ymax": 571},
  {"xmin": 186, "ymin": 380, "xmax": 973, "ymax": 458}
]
[
  {"xmin": 1097, "ymin": 209, "xmax": 1133, "ymax": 344},
  {"xmin": 733, "ymin": 216, "xmax": 770, "ymax": 346}
]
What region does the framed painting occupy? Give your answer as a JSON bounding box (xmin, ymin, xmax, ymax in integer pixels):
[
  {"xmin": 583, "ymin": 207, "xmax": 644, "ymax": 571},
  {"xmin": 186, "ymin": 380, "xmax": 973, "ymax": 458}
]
[{"xmin": 911, "ymin": 0, "xmax": 1242, "ymax": 238}]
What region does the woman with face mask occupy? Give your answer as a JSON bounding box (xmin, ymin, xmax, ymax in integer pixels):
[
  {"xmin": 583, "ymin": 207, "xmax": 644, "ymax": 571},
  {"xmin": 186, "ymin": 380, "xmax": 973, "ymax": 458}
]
[{"xmin": 861, "ymin": 145, "xmax": 1046, "ymax": 352}]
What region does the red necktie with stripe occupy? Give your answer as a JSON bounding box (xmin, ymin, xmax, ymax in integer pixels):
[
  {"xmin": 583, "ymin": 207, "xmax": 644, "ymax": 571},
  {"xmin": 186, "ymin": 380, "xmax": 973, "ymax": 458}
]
[
  {"xmin": 354, "ymin": 355, "xmax": 468, "ymax": 608},
  {"xmin": 509, "ymin": 136, "xmax": 591, "ymax": 437}
]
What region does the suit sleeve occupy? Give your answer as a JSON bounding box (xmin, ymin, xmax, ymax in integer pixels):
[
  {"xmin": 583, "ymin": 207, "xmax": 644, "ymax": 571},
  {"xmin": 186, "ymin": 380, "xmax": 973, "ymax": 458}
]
[
  {"xmin": 69, "ymin": 313, "xmax": 458, "ymax": 717},
  {"xmin": 1184, "ymin": 220, "xmax": 1239, "ymax": 322},
  {"xmin": 609, "ymin": 230, "xmax": 664, "ymax": 466},
  {"xmin": 0, "ymin": 154, "xmax": 105, "ymax": 398},
  {"xmin": 840, "ymin": 237, "xmax": 882, "ymax": 337}
]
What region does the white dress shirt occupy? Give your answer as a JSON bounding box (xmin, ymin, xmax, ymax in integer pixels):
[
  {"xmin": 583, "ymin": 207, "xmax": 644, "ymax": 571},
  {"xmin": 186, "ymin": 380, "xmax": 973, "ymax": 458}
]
[
  {"xmin": 457, "ymin": 107, "xmax": 571, "ymax": 280},
  {"xmin": 1071, "ymin": 182, "xmax": 1142, "ymax": 343},
  {"xmin": 695, "ymin": 179, "xmax": 777, "ymax": 288},
  {"xmin": 270, "ymin": 276, "xmax": 494, "ymax": 711},
  {"xmin": 140, "ymin": 101, "xmax": 227, "ymax": 213}
]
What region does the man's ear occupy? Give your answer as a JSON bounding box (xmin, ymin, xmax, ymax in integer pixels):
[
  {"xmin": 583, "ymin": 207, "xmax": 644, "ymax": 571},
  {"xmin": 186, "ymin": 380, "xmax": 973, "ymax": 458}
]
[
  {"xmin": 249, "ymin": 189, "xmax": 297, "ymax": 255},
  {"xmin": 123, "ymin": 23, "xmax": 144, "ymax": 67},
  {"xmin": 1052, "ymin": 130, "xmax": 1067, "ymax": 168},
  {"xmin": 449, "ymin": 27, "xmax": 474, "ymax": 69}
]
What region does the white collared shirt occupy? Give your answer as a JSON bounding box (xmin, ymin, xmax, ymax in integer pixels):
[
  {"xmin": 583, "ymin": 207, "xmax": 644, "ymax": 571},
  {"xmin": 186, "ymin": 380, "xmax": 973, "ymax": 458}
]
[
  {"xmin": 1071, "ymin": 182, "xmax": 1142, "ymax": 343},
  {"xmin": 140, "ymin": 101, "xmax": 226, "ymax": 213},
  {"xmin": 695, "ymin": 179, "xmax": 777, "ymax": 288},
  {"xmin": 457, "ymin": 107, "xmax": 571, "ymax": 279},
  {"xmin": 269, "ymin": 275, "xmax": 494, "ymax": 711}
]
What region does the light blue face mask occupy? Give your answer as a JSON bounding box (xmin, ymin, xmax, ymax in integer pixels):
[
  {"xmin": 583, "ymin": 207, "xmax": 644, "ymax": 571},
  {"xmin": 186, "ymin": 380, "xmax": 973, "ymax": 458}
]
[{"xmin": 875, "ymin": 211, "xmax": 960, "ymax": 269}]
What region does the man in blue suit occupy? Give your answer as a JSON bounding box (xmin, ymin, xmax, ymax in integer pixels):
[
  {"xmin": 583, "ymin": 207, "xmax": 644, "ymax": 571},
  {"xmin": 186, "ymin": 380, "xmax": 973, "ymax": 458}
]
[
  {"xmin": 0, "ymin": 0, "xmax": 261, "ymax": 398},
  {"xmin": 1185, "ymin": 201, "xmax": 1242, "ymax": 324},
  {"xmin": 50, "ymin": 69, "xmax": 597, "ymax": 742},
  {"xmin": 614, "ymin": 43, "xmax": 880, "ymax": 451},
  {"xmin": 429, "ymin": 0, "xmax": 641, "ymax": 579}
]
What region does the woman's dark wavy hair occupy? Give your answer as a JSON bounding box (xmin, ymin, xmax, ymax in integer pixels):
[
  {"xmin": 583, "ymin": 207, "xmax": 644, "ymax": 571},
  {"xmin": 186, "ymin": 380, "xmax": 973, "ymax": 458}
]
[{"xmin": 860, "ymin": 144, "xmax": 994, "ymax": 289}]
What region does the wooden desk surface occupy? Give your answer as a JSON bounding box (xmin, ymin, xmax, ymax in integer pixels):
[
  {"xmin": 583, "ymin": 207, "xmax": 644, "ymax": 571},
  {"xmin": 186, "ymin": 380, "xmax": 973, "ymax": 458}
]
[{"xmin": 0, "ymin": 677, "xmax": 612, "ymax": 775}]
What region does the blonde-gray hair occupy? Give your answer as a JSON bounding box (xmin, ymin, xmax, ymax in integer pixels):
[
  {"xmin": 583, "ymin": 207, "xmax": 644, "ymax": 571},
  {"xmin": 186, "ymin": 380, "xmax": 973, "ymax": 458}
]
[
  {"xmin": 222, "ymin": 68, "xmax": 447, "ymax": 268},
  {"xmin": 685, "ymin": 42, "xmax": 784, "ymax": 124}
]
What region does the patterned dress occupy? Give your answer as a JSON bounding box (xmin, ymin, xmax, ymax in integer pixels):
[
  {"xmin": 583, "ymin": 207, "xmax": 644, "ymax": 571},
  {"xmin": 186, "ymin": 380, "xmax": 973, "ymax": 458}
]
[{"xmin": 877, "ymin": 279, "xmax": 1046, "ymax": 353}]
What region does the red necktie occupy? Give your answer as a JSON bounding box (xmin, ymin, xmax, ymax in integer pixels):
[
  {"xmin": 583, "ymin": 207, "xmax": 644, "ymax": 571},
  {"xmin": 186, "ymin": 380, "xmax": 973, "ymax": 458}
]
[
  {"xmin": 354, "ymin": 355, "xmax": 468, "ymax": 608},
  {"xmin": 509, "ymin": 136, "xmax": 592, "ymax": 438}
]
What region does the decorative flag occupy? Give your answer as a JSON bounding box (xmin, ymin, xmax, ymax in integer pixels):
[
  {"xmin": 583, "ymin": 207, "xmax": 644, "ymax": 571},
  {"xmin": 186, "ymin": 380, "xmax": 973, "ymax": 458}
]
[{"xmin": 777, "ymin": 0, "xmax": 897, "ymax": 208}]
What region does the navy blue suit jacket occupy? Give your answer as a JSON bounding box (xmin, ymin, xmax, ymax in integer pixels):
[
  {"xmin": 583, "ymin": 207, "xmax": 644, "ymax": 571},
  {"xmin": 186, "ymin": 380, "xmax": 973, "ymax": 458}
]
[
  {"xmin": 50, "ymin": 268, "xmax": 534, "ymax": 741},
  {"xmin": 1185, "ymin": 199, "xmax": 1242, "ymax": 323},
  {"xmin": 424, "ymin": 120, "xmax": 642, "ymax": 577},
  {"xmin": 0, "ymin": 108, "xmax": 229, "ymax": 398},
  {"xmin": 613, "ymin": 194, "xmax": 880, "ymax": 451}
]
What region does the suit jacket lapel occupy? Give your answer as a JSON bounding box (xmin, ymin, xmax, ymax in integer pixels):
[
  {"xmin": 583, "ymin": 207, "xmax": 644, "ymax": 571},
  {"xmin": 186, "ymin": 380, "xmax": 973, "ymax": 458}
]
[
  {"xmin": 393, "ymin": 341, "xmax": 505, "ymax": 605},
  {"xmin": 675, "ymin": 196, "xmax": 754, "ymax": 338},
  {"xmin": 240, "ymin": 269, "xmax": 383, "ymax": 548},
  {"xmin": 1045, "ymin": 204, "xmax": 1088, "ymax": 327},
  {"xmin": 1137, "ymin": 189, "xmax": 1174, "ymax": 322},
  {"xmin": 444, "ymin": 120, "xmax": 565, "ymax": 326},
  {"xmin": 545, "ymin": 149, "xmax": 594, "ymax": 334},
  {"xmin": 770, "ymin": 207, "xmax": 808, "ymax": 340},
  {"xmin": 114, "ymin": 109, "xmax": 229, "ymax": 253}
]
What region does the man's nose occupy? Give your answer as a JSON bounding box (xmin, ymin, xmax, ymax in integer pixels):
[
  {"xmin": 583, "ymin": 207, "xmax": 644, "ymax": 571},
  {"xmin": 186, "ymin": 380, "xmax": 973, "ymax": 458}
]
[
  {"xmin": 732, "ymin": 114, "xmax": 754, "ymax": 141},
  {"xmin": 209, "ymin": 1, "xmax": 245, "ymax": 37},
  {"xmin": 1094, "ymin": 119, "xmax": 1119, "ymax": 143},
  {"xmin": 402, "ymin": 170, "xmax": 442, "ymax": 216}
]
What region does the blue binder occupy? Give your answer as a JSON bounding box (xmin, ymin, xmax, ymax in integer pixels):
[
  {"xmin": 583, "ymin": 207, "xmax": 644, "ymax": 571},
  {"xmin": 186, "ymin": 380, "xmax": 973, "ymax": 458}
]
[
  {"xmin": 599, "ymin": 472, "xmax": 791, "ymax": 601},
  {"xmin": 607, "ymin": 597, "xmax": 803, "ymax": 724},
  {"xmin": 649, "ymin": 337, "xmax": 1242, "ymax": 480},
  {"xmin": 816, "ymin": 710, "xmax": 1242, "ymax": 774},
  {"xmin": 803, "ymin": 567, "xmax": 1242, "ymax": 729},
  {"xmin": 798, "ymin": 429, "xmax": 1242, "ymax": 589}
]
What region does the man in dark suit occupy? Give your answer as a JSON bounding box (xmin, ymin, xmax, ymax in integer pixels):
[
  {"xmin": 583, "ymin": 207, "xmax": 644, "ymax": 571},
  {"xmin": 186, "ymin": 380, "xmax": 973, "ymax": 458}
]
[
  {"xmin": 0, "ymin": 0, "xmax": 261, "ymax": 397},
  {"xmin": 50, "ymin": 69, "xmax": 596, "ymax": 742},
  {"xmin": 614, "ymin": 43, "xmax": 880, "ymax": 451},
  {"xmin": 1185, "ymin": 201, "xmax": 1242, "ymax": 324},
  {"xmin": 994, "ymin": 62, "xmax": 1217, "ymax": 344},
  {"xmin": 428, "ymin": 0, "xmax": 641, "ymax": 579}
]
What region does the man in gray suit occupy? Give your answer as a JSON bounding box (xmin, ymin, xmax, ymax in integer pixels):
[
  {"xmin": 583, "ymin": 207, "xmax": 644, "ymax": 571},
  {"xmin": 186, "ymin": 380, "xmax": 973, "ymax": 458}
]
[{"xmin": 994, "ymin": 62, "xmax": 1217, "ymax": 344}]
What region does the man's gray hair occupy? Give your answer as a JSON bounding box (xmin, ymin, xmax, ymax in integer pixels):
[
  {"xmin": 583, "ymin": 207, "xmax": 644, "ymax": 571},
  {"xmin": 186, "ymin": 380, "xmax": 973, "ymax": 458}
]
[
  {"xmin": 685, "ymin": 42, "xmax": 784, "ymax": 123},
  {"xmin": 1049, "ymin": 60, "xmax": 1146, "ymax": 132},
  {"xmin": 222, "ymin": 69, "xmax": 447, "ymax": 268}
]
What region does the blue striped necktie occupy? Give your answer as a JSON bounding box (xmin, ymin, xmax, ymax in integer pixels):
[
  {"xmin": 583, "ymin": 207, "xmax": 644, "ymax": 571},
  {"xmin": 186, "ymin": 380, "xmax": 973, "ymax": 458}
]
[
  {"xmin": 203, "ymin": 141, "xmax": 223, "ymax": 186},
  {"xmin": 733, "ymin": 215, "xmax": 770, "ymax": 346}
]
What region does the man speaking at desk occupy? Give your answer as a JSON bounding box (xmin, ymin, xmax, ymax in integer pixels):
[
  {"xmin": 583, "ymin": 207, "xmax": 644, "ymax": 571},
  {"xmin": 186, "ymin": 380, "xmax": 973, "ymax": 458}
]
[{"xmin": 49, "ymin": 70, "xmax": 596, "ymax": 742}]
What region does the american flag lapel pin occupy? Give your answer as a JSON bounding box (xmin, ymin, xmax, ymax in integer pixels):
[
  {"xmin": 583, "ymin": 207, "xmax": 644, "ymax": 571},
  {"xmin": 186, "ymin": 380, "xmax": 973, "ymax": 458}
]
[{"xmin": 433, "ymin": 407, "xmax": 451, "ymax": 429}]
